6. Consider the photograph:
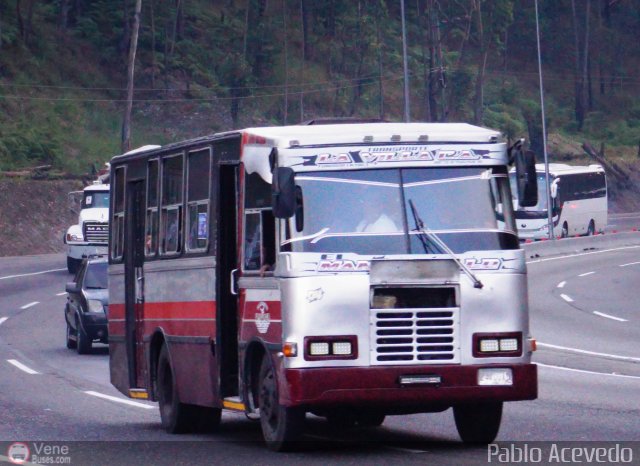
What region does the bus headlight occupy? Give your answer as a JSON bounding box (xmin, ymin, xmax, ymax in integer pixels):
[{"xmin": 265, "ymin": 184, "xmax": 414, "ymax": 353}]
[
  {"xmin": 305, "ymin": 336, "xmax": 357, "ymax": 360},
  {"xmin": 474, "ymin": 333, "xmax": 522, "ymax": 357}
]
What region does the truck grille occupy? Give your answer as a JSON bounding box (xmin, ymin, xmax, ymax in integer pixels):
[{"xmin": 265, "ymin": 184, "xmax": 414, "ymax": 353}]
[
  {"xmin": 371, "ymin": 307, "xmax": 460, "ymax": 365},
  {"xmin": 83, "ymin": 222, "xmax": 109, "ymax": 244}
]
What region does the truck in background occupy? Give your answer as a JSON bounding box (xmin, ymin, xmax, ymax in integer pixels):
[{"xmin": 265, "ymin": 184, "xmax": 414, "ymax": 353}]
[{"xmin": 64, "ymin": 181, "xmax": 110, "ymax": 273}]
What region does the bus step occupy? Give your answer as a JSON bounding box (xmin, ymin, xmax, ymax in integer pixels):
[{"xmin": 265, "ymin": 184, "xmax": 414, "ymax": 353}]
[
  {"xmin": 129, "ymin": 389, "xmax": 149, "ymax": 400},
  {"xmin": 223, "ymin": 397, "xmax": 246, "ymax": 412}
]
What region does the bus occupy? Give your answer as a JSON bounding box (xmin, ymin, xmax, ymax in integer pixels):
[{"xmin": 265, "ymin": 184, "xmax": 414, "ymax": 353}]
[
  {"xmin": 510, "ymin": 163, "xmax": 607, "ymax": 240},
  {"xmin": 108, "ymin": 122, "xmax": 538, "ymax": 451}
]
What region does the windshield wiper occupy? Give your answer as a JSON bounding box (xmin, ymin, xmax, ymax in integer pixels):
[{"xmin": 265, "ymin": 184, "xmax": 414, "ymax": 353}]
[{"xmin": 408, "ymin": 199, "xmax": 483, "ymax": 289}]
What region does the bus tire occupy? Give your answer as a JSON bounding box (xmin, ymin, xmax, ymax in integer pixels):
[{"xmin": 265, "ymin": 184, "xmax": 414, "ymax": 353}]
[
  {"xmin": 453, "ymin": 402, "xmax": 502, "ymax": 444},
  {"xmin": 258, "ymin": 355, "xmax": 304, "ymax": 451},
  {"xmin": 561, "ymin": 222, "xmax": 569, "ymax": 238},
  {"xmin": 67, "ymin": 257, "xmax": 80, "ymax": 274},
  {"xmin": 157, "ymin": 345, "xmax": 191, "ymax": 434},
  {"xmin": 587, "ymin": 220, "xmax": 595, "ymax": 236},
  {"xmin": 76, "ymin": 317, "xmax": 92, "ymax": 354}
]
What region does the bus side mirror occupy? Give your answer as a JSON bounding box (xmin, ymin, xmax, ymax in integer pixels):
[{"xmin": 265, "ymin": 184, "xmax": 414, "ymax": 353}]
[
  {"xmin": 272, "ymin": 167, "xmax": 296, "ymax": 218},
  {"xmin": 515, "ymin": 149, "xmax": 538, "ymax": 207}
]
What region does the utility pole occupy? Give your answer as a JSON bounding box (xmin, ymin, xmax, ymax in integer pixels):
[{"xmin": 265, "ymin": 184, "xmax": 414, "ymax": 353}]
[
  {"xmin": 534, "ymin": 0, "xmax": 554, "ymax": 239},
  {"xmin": 122, "ymin": 0, "xmax": 142, "ymax": 153},
  {"xmin": 401, "ymin": 0, "xmax": 410, "ymax": 122}
]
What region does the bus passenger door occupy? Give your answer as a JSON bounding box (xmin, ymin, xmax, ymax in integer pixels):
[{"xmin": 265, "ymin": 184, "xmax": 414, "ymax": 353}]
[
  {"xmin": 124, "ymin": 179, "xmax": 146, "ymax": 389},
  {"xmin": 217, "ymin": 164, "xmax": 239, "ymax": 398}
]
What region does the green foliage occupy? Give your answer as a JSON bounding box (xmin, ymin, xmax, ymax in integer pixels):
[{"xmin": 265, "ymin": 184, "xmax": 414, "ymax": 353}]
[{"xmin": 0, "ymin": 0, "xmax": 639, "ymax": 173}]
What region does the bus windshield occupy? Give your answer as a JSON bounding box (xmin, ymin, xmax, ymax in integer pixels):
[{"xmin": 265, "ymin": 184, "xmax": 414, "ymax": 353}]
[{"xmin": 286, "ymin": 167, "xmax": 518, "ymax": 254}]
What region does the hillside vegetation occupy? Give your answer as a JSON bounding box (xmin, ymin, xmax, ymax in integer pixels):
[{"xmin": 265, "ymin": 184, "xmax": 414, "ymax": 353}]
[{"xmin": 1, "ymin": 0, "xmax": 639, "ymax": 177}]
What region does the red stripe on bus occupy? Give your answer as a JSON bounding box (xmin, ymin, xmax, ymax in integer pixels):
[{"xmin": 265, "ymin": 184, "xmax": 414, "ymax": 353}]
[{"xmin": 109, "ymin": 301, "xmax": 216, "ymax": 320}]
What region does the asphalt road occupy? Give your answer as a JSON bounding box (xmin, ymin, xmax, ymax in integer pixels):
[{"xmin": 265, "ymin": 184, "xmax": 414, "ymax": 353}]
[{"xmin": 0, "ymin": 250, "xmax": 639, "ymax": 465}]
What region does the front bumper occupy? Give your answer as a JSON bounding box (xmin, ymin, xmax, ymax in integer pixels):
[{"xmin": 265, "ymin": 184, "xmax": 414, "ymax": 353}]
[
  {"xmin": 79, "ymin": 312, "xmax": 108, "ymax": 341},
  {"xmin": 67, "ymin": 244, "xmax": 107, "ymax": 260},
  {"xmin": 282, "ymin": 363, "xmax": 537, "ymax": 410}
]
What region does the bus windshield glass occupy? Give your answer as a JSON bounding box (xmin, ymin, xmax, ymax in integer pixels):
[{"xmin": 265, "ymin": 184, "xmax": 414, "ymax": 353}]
[{"xmin": 286, "ymin": 167, "xmax": 518, "ymax": 254}]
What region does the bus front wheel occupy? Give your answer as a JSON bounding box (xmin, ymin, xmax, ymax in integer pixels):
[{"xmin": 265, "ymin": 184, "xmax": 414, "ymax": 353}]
[
  {"xmin": 587, "ymin": 220, "xmax": 595, "ymax": 236},
  {"xmin": 561, "ymin": 222, "xmax": 569, "ymax": 238},
  {"xmin": 258, "ymin": 355, "xmax": 305, "ymax": 451},
  {"xmin": 453, "ymin": 402, "xmax": 502, "ymax": 444}
]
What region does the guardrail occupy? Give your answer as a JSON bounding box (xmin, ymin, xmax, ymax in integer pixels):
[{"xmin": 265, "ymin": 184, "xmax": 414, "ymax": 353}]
[{"xmin": 522, "ymin": 231, "xmax": 640, "ymax": 259}]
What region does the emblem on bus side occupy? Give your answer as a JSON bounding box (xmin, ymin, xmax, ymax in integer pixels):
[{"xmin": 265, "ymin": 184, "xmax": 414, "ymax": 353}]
[{"xmin": 255, "ymin": 302, "xmax": 270, "ymax": 334}]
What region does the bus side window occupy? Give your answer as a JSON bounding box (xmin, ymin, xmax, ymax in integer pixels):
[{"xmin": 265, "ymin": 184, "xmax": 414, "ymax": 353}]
[
  {"xmin": 145, "ymin": 159, "xmax": 159, "ymax": 257},
  {"xmin": 243, "ymin": 171, "xmax": 274, "ymax": 274},
  {"xmin": 160, "ymin": 154, "xmax": 184, "ymax": 256},
  {"xmin": 186, "ymin": 148, "xmax": 212, "ymax": 253}
]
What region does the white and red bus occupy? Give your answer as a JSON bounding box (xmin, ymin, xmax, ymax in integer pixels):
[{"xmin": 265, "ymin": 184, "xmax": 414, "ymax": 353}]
[{"xmin": 108, "ymin": 122, "xmax": 538, "ymax": 450}]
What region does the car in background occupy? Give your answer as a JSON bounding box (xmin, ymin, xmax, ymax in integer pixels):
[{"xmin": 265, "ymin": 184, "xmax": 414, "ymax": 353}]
[{"xmin": 65, "ymin": 257, "xmax": 108, "ymax": 354}]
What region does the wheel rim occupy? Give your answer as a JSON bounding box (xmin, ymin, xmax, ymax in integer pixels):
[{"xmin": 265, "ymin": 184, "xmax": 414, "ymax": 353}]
[{"xmin": 260, "ymin": 366, "xmax": 279, "ymax": 433}]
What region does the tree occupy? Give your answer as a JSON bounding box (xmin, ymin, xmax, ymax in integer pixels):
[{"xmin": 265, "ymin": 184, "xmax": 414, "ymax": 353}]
[
  {"xmin": 571, "ymin": 0, "xmax": 591, "ymax": 131},
  {"xmin": 471, "ymin": 0, "xmax": 514, "ymax": 125}
]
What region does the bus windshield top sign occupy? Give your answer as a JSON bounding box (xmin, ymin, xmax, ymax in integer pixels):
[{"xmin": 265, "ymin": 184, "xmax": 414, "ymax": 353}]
[{"xmin": 297, "ymin": 146, "xmax": 494, "ymax": 167}]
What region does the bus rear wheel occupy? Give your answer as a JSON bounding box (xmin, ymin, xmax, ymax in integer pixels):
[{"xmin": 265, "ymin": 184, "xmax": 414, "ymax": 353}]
[
  {"xmin": 587, "ymin": 220, "xmax": 595, "ymax": 236},
  {"xmin": 258, "ymin": 355, "xmax": 304, "ymax": 451},
  {"xmin": 157, "ymin": 345, "xmax": 192, "ymax": 434},
  {"xmin": 453, "ymin": 402, "xmax": 502, "ymax": 444}
]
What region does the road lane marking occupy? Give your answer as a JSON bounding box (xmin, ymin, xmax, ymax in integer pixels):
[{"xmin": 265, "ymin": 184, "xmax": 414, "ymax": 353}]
[
  {"xmin": 593, "ymin": 311, "xmax": 628, "ymax": 322},
  {"xmin": 619, "ymin": 261, "xmax": 640, "ymax": 267},
  {"xmin": 56, "ymin": 292, "xmax": 66, "ymax": 296},
  {"xmin": 537, "ymin": 342, "xmax": 640, "ymax": 362},
  {"xmin": 0, "ymin": 317, "xmax": 7, "ymax": 326},
  {"xmin": 84, "ymin": 391, "xmax": 155, "ymax": 409},
  {"xmin": 20, "ymin": 302, "xmax": 39, "ymax": 310},
  {"xmin": 560, "ymin": 294, "xmax": 573, "ymax": 303},
  {"xmin": 527, "ymin": 245, "xmax": 640, "ymax": 264},
  {"xmin": 0, "ymin": 268, "xmax": 67, "ymax": 280},
  {"xmin": 7, "ymin": 359, "xmax": 39, "ymax": 375},
  {"xmin": 536, "ymin": 362, "xmax": 640, "ymax": 380},
  {"xmin": 557, "ymin": 281, "xmax": 566, "ymax": 288},
  {"xmin": 578, "ymin": 271, "xmax": 595, "ymax": 277}
]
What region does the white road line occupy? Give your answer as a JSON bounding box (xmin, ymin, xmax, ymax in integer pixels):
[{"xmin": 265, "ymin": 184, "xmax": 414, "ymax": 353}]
[
  {"xmin": 527, "ymin": 245, "xmax": 640, "ymax": 264},
  {"xmin": 7, "ymin": 359, "xmax": 39, "ymax": 375},
  {"xmin": 593, "ymin": 311, "xmax": 628, "ymax": 322},
  {"xmin": 20, "ymin": 301, "xmax": 39, "ymax": 310},
  {"xmin": 84, "ymin": 391, "xmax": 155, "ymax": 409},
  {"xmin": 560, "ymin": 294, "xmax": 574, "ymax": 303},
  {"xmin": 557, "ymin": 281, "xmax": 566, "ymax": 288},
  {"xmin": 0, "ymin": 268, "xmax": 67, "ymax": 280},
  {"xmin": 0, "ymin": 317, "xmax": 8, "ymax": 326},
  {"xmin": 56, "ymin": 292, "xmax": 66, "ymax": 296},
  {"xmin": 578, "ymin": 271, "xmax": 595, "ymax": 277},
  {"xmin": 536, "ymin": 362, "xmax": 640, "ymax": 380},
  {"xmin": 619, "ymin": 261, "xmax": 640, "ymax": 267},
  {"xmin": 537, "ymin": 342, "xmax": 640, "ymax": 362}
]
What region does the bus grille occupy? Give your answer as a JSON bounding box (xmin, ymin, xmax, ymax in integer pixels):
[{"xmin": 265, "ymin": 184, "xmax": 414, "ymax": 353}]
[
  {"xmin": 371, "ymin": 308, "xmax": 460, "ymax": 365},
  {"xmin": 83, "ymin": 222, "xmax": 109, "ymax": 244}
]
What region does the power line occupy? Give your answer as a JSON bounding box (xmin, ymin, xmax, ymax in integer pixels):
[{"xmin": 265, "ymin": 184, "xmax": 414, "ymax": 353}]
[{"xmin": 0, "ymin": 74, "xmax": 408, "ymax": 104}]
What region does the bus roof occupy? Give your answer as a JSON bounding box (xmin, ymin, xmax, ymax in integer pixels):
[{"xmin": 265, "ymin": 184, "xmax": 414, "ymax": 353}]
[
  {"xmin": 238, "ymin": 122, "xmax": 501, "ymax": 147},
  {"xmin": 534, "ymin": 163, "xmax": 604, "ymax": 176}
]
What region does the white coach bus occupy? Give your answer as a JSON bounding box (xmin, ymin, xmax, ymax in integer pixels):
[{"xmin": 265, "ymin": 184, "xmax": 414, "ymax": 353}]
[
  {"xmin": 108, "ymin": 122, "xmax": 539, "ymax": 451},
  {"xmin": 511, "ymin": 163, "xmax": 607, "ymax": 240}
]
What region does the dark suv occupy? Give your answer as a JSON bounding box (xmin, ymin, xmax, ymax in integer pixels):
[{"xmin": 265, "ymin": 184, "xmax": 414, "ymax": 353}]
[{"xmin": 65, "ymin": 257, "xmax": 108, "ymax": 354}]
